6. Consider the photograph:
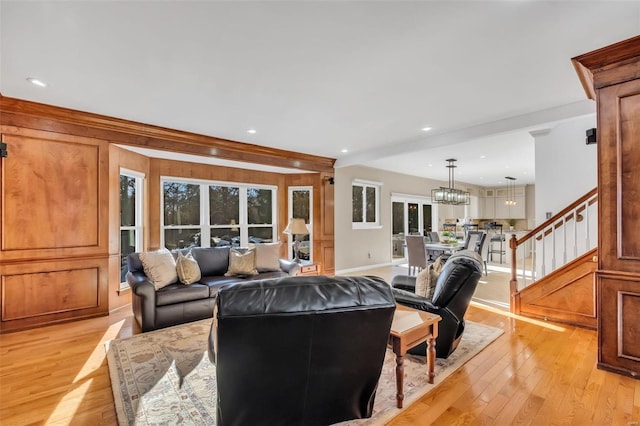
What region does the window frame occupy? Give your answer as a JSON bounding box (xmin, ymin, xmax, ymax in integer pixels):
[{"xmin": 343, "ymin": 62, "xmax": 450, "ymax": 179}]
[
  {"xmin": 119, "ymin": 168, "xmax": 145, "ymax": 290},
  {"xmin": 352, "ymin": 179, "xmax": 382, "ymax": 229},
  {"xmin": 288, "ymin": 186, "xmax": 314, "ymax": 261},
  {"xmin": 160, "ymin": 176, "xmax": 278, "ymax": 248}
]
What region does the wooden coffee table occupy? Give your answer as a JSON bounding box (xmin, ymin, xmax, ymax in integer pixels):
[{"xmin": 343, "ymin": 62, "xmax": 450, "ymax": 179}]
[{"xmin": 388, "ymin": 305, "xmax": 441, "ymax": 408}]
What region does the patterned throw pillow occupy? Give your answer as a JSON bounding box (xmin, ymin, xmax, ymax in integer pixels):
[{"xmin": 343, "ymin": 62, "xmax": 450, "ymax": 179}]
[
  {"xmin": 224, "ymin": 248, "xmax": 259, "ymax": 277},
  {"xmin": 176, "ymin": 251, "xmax": 201, "ymax": 285},
  {"xmin": 255, "ymin": 242, "xmax": 282, "ymax": 272},
  {"xmin": 138, "ymin": 248, "xmax": 178, "ymax": 290}
]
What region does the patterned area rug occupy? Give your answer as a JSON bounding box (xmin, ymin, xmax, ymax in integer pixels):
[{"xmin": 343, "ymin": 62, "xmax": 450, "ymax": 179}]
[{"xmin": 106, "ymin": 319, "xmax": 503, "ymax": 425}]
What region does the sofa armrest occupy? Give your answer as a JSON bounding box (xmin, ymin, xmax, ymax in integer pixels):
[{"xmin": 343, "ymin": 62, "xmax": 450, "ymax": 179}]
[
  {"xmin": 391, "ymin": 287, "xmax": 438, "ymax": 311},
  {"xmin": 279, "ymin": 259, "xmax": 300, "ymax": 276},
  {"xmin": 391, "ymin": 275, "xmax": 417, "ymax": 292},
  {"xmin": 126, "ymin": 271, "xmax": 157, "ymax": 331},
  {"xmin": 392, "ymin": 288, "xmax": 461, "ymax": 337}
]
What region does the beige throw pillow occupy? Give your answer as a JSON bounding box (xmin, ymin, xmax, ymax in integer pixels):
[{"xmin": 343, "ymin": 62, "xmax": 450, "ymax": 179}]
[
  {"xmin": 415, "ymin": 255, "xmax": 444, "ymax": 299},
  {"xmin": 225, "ymin": 248, "xmax": 259, "ymax": 277},
  {"xmin": 176, "ymin": 251, "xmax": 201, "ymax": 285},
  {"xmin": 255, "ymin": 242, "xmax": 281, "ymax": 272},
  {"xmin": 138, "ymin": 248, "xmax": 178, "ymax": 290}
]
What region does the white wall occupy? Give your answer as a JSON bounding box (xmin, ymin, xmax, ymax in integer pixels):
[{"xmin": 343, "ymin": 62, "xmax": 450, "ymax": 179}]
[
  {"xmin": 533, "ymin": 114, "xmax": 597, "ymax": 225},
  {"xmin": 334, "ymin": 165, "xmax": 478, "ymax": 272}
]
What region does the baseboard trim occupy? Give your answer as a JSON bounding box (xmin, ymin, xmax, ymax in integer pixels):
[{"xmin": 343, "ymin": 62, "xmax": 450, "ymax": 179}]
[{"xmin": 335, "ymin": 262, "xmax": 394, "ymax": 275}]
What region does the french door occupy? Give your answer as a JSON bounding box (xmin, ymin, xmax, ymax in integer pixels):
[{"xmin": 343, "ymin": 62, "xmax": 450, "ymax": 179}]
[{"xmin": 391, "ymin": 195, "xmax": 435, "ymax": 261}]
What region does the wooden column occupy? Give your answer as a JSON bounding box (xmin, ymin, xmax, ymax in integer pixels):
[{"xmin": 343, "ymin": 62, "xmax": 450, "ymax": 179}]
[{"xmin": 573, "ymin": 35, "xmax": 640, "ymax": 378}]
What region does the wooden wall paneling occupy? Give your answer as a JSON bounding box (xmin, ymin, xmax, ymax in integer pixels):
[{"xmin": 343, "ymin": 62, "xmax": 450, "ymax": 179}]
[
  {"xmin": 320, "ymin": 172, "xmax": 335, "ymax": 275},
  {"xmin": 108, "ymin": 146, "xmax": 149, "ymax": 312},
  {"xmin": 0, "ymin": 257, "xmax": 109, "ymax": 332},
  {"xmin": 285, "ymin": 173, "xmax": 327, "ymax": 270},
  {"xmin": 0, "ymin": 127, "xmax": 109, "ymax": 262},
  {"xmin": 597, "ymin": 273, "xmax": 640, "ymax": 376}
]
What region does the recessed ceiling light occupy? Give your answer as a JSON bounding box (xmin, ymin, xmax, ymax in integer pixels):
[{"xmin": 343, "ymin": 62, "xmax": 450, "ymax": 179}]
[
  {"xmin": 26, "ymin": 77, "xmax": 47, "ymax": 87},
  {"xmin": 421, "ymin": 127, "xmax": 432, "ymax": 132},
  {"xmin": 480, "ymin": 155, "xmax": 486, "ymax": 159},
  {"xmin": 247, "ymin": 129, "xmax": 256, "ymax": 134},
  {"xmin": 341, "ymin": 148, "xmax": 348, "ymax": 153}
]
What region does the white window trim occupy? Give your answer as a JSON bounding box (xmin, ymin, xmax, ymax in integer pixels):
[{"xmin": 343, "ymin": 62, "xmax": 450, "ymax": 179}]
[
  {"xmin": 119, "ymin": 168, "xmax": 145, "ymax": 291},
  {"xmin": 160, "ymin": 176, "xmax": 278, "ymax": 248},
  {"xmin": 352, "ymin": 179, "xmax": 382, "ymax": 229},
  {"xmin": 288, "ymin": 186, "xmax": 313, "ymax": 261}
]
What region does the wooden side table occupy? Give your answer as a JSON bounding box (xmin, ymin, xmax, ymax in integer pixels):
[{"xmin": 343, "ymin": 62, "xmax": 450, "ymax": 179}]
[
  {"xmin": 388, "ymin": 305, "xmax": 441, "ymax": 408},
  {"xmin": 297, "ymin": 261, "xmax": 319, "ymax": 276}
]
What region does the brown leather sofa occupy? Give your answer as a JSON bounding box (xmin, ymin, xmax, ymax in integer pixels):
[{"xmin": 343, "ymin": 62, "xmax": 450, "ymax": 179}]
[
  {"xmin": 391, "ymin": 250, "xmax": 483, "ymax": 359},
  {"xmin": 126, "ymin": 247, "xmax": 299, "ymax": 332},
  {"xmin": 208, "ymin": 275, "xmax": 396, "ymax": 426}
]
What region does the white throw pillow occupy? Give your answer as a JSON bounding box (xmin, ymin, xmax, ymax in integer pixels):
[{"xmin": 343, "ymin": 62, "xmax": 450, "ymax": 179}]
[
  {"xmin": 255, "ymin": 242, "xmax": 281, "ymax": 272},
  {"xmin": 138, "ymin": 248, "xmax": 178, "ymax": 290},
  {"xmin": 176, "ymin": 251, "xmax": 201, "ymax": 285}
]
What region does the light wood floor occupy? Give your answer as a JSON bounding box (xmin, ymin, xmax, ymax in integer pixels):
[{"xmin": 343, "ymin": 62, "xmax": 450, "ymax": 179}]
[{"xmin": 1, "ymin": 267, "xmax": 639, "ymax": 425}]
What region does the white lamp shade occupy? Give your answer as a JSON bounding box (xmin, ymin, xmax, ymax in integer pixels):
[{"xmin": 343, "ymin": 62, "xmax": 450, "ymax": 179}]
[{"xmin": 284, "ymin": 218, "xmax": 309, "ymax": 235}]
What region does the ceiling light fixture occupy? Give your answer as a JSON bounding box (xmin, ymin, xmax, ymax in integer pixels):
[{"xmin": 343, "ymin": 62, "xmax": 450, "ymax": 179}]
[
  {"xmin": 431, "ymin": 159, "xmax": 470, "ymax": 205},
  {"xmin": 505, "ymin": 176, "xmax": 517, "ymax": 206},
  {"xmin": 421, "ymin": 127, "xmax": 432, "ymax": 132},
  {"xmin": 26, "ymin": 77, "xmax": 47, "ymax": 87},
  {"xmin": 247, "ymin": 129, "xmax": 256, "ymax": 134},
  {"xmin": 341, "ymin": 148, "xmax": 348, "ymax": 153}
]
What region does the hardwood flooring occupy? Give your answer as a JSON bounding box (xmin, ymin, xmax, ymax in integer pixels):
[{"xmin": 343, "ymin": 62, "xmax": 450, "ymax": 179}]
[{"xmin": 1, "ymin": 276, "xmax": 638, "ymax": 425}]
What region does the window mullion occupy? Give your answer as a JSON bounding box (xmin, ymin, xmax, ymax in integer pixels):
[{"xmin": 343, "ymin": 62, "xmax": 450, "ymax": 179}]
[
  {"xmin": 201, "ymin": 184, "xmax": 210, "ymax": 248},
  {"xmin": 240, "ymin": 187, "xmax": 248, "ymax": 246}
]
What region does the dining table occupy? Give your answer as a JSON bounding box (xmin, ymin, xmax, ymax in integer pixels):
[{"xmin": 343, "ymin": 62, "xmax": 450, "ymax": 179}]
[{"xmin": 425, "ymin": 241, "xmax": 465, "ymax": 253}]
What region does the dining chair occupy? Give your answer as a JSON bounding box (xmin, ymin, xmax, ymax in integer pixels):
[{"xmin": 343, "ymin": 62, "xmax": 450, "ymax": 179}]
[
  {"xmin": 464, "ymin": 231, "xmax": 488, "ymax": 275},
  {"xmin": 405, "ymin": 235, "xmax": 428, "ymax": 275},
  {"xmin": 425, "ymin": 231, "xmax": 445, "ymax": 261}
]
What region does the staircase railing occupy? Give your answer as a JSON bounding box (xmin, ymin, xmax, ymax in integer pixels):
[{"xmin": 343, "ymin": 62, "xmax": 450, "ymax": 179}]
[{"xmin": 509, "ymin": 188, "xmax": 598, "ymax": 295}]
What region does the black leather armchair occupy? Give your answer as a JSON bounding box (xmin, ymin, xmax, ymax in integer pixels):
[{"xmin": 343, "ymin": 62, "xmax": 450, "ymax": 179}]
[
  {"xmin": 391, "ymin": 250, "xmax": 483, "ymax": 359},
  {"xmin": 208, "ymin": 275, "xmax": 396, "ymax": 426}
]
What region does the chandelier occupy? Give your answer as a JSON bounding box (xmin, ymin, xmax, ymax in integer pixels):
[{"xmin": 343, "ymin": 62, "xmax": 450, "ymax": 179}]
[
  {"xmin": 431, "ymin": 159, "xmax": 470, "ymax": 205},
  {"xmin": 505, "ymin": 176, "xmax": 517, "ymax": 206}
]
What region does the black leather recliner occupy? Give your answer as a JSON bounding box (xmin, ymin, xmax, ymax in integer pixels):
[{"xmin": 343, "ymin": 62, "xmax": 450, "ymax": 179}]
[
  {"xmin": 391, "ymin": 250, "xmax": 483, "ymax": 359},
  {"xmin": 208, "ymin": 275, "xmax": 396, "ymax": 426}
]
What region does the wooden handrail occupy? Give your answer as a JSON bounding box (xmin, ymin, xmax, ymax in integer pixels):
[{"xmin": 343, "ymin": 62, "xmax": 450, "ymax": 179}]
[
  {"xmin": 510, "ymin": 187, "xmax": 598, "ymax": 298},
  {"xmin": 516, "ymin": 187, "xmax": 597, "ymax": 245}
]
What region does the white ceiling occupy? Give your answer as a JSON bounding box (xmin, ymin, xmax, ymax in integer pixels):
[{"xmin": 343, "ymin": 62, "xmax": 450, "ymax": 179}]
[{"xmin": 1, "ymin": 1, "xmax": 638, "ymax": 186}]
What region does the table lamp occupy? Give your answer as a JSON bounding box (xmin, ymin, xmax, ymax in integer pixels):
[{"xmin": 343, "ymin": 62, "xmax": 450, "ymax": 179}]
[{"xmin": 283, "ymin": 218, "xmax": 309, "ymax": 263}]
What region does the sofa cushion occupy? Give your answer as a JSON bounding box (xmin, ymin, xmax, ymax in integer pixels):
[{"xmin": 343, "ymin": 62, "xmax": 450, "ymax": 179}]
[
  {"xmin": 225, "ymin": 248, "xmax": 258, "ymax": 277},
  {"xmin": 191, "ymin": 247, "xmax": 230, "ymax": 276},
  {"xmin": 255, "ymin": 242, "xmax": 282, "ymax": 272},
  {"xmin": 138, "ymin": 248, "xmax": 178, "ymax": 290},
  {"xmin": 155, "ymin": 283, "xmax": 211, "ymax": 307},
  {"xmin": 176, "ymin": 251, "xmax": 201, "ymax": 285}
]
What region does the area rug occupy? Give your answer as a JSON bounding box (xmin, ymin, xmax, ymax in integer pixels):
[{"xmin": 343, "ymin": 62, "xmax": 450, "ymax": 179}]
[{"xmin": 106, "ymin": 319, "xmax": 503, "ymax": 426}]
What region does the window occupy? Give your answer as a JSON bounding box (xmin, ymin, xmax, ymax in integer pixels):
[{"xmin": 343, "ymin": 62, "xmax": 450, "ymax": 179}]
[
  {"xmin": 161, "ymin": 177, "xmax": 277, "ymax": 249},
  {"xmin": 352, "ymin": 180, "xmax": 381, "ymax": 229},
  {"xmin": 120, "ymin": 169, "xmax": 144, "ymax": 289},
  {"xmin": 288, "ymin": 187, "xmax": 313, "ymax": 261}
]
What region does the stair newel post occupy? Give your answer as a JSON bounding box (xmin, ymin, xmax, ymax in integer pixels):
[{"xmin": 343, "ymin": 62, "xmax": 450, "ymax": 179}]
[{"xmin": 509, "ymin": 234, "xmax": 519, "ymax": 313}]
